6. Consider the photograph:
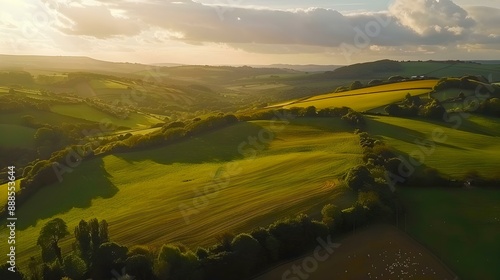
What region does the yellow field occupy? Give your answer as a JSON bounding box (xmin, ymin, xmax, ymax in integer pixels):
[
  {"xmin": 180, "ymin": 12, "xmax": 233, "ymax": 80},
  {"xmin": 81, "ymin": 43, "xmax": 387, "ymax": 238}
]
[{"xmin": 277, "ymin": 80, "xmax": 438, "ymax": 111}]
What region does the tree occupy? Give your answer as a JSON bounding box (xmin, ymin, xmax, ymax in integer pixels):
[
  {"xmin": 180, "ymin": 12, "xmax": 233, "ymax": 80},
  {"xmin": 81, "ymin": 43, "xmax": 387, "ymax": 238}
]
[
  {"xmin": 231, "ymin": 234, "xmax": 262, "ymax": 276},
  {"xmin": 34, "ymin": 127, "xmax": 56, "ymax": 146},
  {"xmin": 350, "ymin": 81, "xmax": 363, "ymax": 90},
  {"xmin": 92, "ymin": 242, "xmax": 128, "ymax": 279},
  {"xmin": 321, "ymin": 204, "xmax": 343, "ymax": 231},
  {"xmin": 74, "ymin": 220, "xmax": 92, "ymax": 264},
  {"xmin": 345, "ymin": 165, "xmax": 374, "ymax": 191},
  {"xmin": 37, "ymin": 218, "xmax": 69, "ymax": 264},
  {"xmin": 21, "ymin": 115, "xmax": 36, "ymax": 127},
  {"xmin": 63, "ymin": 253, "xmax": 87, "ymax": 280},
  {"xmin": 125, "ymin": 255, "xmax": 154, "ymax": 280}
]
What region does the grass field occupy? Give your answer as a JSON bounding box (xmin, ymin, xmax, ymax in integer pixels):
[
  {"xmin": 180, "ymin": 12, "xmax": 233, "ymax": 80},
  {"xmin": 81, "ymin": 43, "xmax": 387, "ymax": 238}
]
[
  {"xmin": 0, "ymin": 124, "xmax": 36, "ymax": 148},
  {"xmin": 0, "ymin": 118, "xmax": 363, "ymax": 269},
  {"xmin": 254, "ymin": 224, "xmax": 457, "ymax": 280},
  {"xmin": 0, "ymin": 110, "xmax": 96, "ymax": 126},
  {"xmin": 51, "ymin": 104, "xmax": 160, "ymax": 129},
  {"xmin": 365, "ymin": 115, "xmax": 500, "ymax": 177},
  {"xmin": 278, "ymin": 80, "xmax": 437, "ymax": 111},
  {"xmin": 400, "ymin": 188, "xmax": 500, "ymax": 280},
  {"xmin": 89, "ymin": 79, "xmax": 129, "ymax": 89}
]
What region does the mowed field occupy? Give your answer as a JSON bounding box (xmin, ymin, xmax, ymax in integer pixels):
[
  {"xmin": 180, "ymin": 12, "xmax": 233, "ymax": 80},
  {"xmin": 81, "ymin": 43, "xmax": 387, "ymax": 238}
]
[
  {"xmin": 254, "ymin": 224, "xmax": 457, "ymax": 280},
  {"xmin": 400, "ymin": 188, "xmax": 500, "ymax": 280},
  {"xmin": 51, "ymin": 104, "xmax": 161, "ymax": 129},
  {"xmin": 0, "ymin": 118, "xmax": 364, "ymax": 269},
  {"xmin": 366, "ymin": 115, "xmax": 500, "ymax": 177},
  {"xmin": 278, "ymin": 80, "xmax": 438, "ymax": 111}
]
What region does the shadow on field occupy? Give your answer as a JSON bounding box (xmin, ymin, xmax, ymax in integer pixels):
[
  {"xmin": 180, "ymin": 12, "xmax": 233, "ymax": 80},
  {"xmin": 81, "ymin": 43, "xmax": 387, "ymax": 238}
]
[
  {"xmin": 17, "ymin": 158, "xmax": 118, "ymax": 230},
  {"xmin": 115, "ymin": 122, "xmax": 270, "ymax": 165},
  {"xmin": 423, "ymin": 114, "xmax": 497, "ymax": 137},
  {"xmin": 365, "ymin": 117, "xmax": 426, "ymax": 143}
]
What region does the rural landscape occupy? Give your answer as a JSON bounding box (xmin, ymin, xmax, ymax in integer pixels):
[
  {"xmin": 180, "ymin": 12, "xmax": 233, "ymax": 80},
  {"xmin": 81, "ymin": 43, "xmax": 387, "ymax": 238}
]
[{"xmin": 1, "ymin": 0, "xmax": 500, "ymax": 280}]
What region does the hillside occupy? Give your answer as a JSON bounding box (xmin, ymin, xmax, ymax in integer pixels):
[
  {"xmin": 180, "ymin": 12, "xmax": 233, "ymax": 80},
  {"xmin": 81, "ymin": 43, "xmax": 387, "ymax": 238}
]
[{"xmin": 0, "ymin": 118, "xmax": 363, "ymax": 269}]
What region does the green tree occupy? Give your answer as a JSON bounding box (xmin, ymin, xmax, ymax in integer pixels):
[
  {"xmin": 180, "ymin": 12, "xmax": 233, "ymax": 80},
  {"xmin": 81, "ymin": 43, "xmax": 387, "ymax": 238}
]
[
  {"xmin": 345, "ymin": 165, "xmax": 374, "ymax": 191},
  {"xmin": 63, "ymin": 253, "xmax": 87, "ymax": 280},
  {"xmin": 231, "ymin": 234, "xmax": 262, "ymax": 275},
  {"xmin": 321, "ymin": 204, "xmax": 343, "ymax": 231},
  {"xmin": 126, "ymin": 254, "xmax": 154, "ymax": 280},
  {"xmin": 74, "ymin": 220, "xmax": 92, "ymax": 264},
  {"xmin": 37, "ymin": 218, "xmax": 69, "ymax": 264}
]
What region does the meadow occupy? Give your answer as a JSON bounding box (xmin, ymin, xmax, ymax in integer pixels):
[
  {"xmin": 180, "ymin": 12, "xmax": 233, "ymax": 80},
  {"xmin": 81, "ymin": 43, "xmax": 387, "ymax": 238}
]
[
  {"xmin": 400, "ymin": 187, "xmax": 500, "ymax": 280},
  {"xmin": 365, "ymin": 115, "xmax": 500, "ymax": 177},
  {"xmin": 0, "ymin": 118, "xmax": 363, "ymax": 269},
  {"xmin": 50, "ymin": 104, "xmax": 161, "ymax": 129},
  {"xmin": 0, "ymin": 124, "xmax": 35, "ymax": 148}
]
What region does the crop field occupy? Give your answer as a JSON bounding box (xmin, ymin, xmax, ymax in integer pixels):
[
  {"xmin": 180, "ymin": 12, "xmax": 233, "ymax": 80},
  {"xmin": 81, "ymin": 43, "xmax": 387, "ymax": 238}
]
[
  {"xmin": 365, "ymin": 115, "xmax": 500, "ymax": 177},
  {"xmin": 254, "ymin": 224, "xmax": 456, "ymax": 280},
  {"xmin": 400, "ymin": 188, "xmax": 500, "ymax": 280},
  {"xmin": 0, "ymin": 124, "xmax": 36, "ymax": 148},
  {"xmin": 284, "ymin": 89, "xmax": 431, "ymax": 112},
  {"xmin": 89, "ymin": 79, "xmax": 130, "ymax": 89},
  {"xmin": 0, "ymin": 118, "xmax": 364, "ymax": 269},
  {"xmin": 0, "ymin": 180, "xmax": 21, "ymax": 206},
  {"xmin": 277, "ymin": 80, "xmax": 437, "ymax": 111},
  {"xmin": 51, "ymin": 104, "xmax": 160, "ymax": 129}
]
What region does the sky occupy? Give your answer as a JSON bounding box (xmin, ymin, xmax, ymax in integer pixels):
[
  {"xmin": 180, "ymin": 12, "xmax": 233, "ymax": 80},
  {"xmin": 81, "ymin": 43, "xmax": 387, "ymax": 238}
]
[{"xmin": 0, "ymin": 0, "xmax": 499, "ymax": 65}]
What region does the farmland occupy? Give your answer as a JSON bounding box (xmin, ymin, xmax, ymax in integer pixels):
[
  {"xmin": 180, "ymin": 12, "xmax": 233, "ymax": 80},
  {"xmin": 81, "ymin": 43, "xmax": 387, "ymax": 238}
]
[
  {"xmin": 365, "ymin": 115, "xmax": 500, "ymax": 177},
  {"xmin": 0, "ymin": 56, "xmax": 499, "ymax": 279},
  {"xmin": 0, "ymin": 118, "xmax": 363, "ymax": 269},
  {"xmin": 277, "ymin": 80, "xmax": 438, "ymax": 112},
  {"xmin": 254, "ymin": 224, "xmax": 457, "ymax": 280}
]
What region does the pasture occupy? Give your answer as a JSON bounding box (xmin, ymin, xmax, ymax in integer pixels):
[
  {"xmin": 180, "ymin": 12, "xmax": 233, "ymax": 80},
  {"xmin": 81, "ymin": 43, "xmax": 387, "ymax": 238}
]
[
  {"xmin": 365, "ymin": 115, "xmax": 500, "ymax": 177},
  {"xmin": 254, "ymin": 224, "xmax": 457, "ymax": 280},
  {"xmin": 400, "ymin": 187, "xmax": 500, "ymax": 280},
  {"xmin": 51, "ymin": 104, "xmax": 161, "ymax": 129},
  {"xmin": 0, "ymin": 118, "xmax": 363, "ymax": 269}
]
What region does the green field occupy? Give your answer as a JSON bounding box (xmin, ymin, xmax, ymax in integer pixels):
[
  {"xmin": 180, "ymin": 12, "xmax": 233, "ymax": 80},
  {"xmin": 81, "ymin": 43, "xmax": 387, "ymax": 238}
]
[
  {"xmin": 0, "ymin": 110, "xmax": 96, "ymax": 127},
  {"xmin": 400, "ymin": 187, "xmax": 500, "ymax": 280},
  {"xmin": 0, "ymin": 124, "xmax": 36, "ymax": 148},
  {"xmin": 279, "ymin": 80, "xmax": 437, "ymax": 111},
  {"xmin": 51, "ymin": 104, "xmax": 160, "ymax": 129},
  {"xmin": 0, "ymin": 118, "xmax": 363, "ymax": 269},
  {"xmin": 89, "ymin": 79, "xmax": 129, "ymax": 89},
  {"xmin": 366, "ymin": 115, "xmax": 500, "ymax": 177}
]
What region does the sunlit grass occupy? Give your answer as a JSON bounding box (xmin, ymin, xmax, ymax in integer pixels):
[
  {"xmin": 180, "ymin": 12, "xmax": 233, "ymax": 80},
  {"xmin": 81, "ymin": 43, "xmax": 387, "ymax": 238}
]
[{"xmin": 0, "ymin": 118, "xmax": 363, "ymax": 269}]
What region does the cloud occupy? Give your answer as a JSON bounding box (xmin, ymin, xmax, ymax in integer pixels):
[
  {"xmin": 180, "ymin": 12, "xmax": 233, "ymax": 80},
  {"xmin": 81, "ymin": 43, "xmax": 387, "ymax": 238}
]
[
  {"xmin": 56, "ymin": 2, "xmax": 142, "ymax": 38},
  {"xmin": 32, "ymin": 0, "xmax": 500, "ymax": 57},
  {"xmin": 389, "ymin": 0, "xmax": 475, "ymax": 40}
]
